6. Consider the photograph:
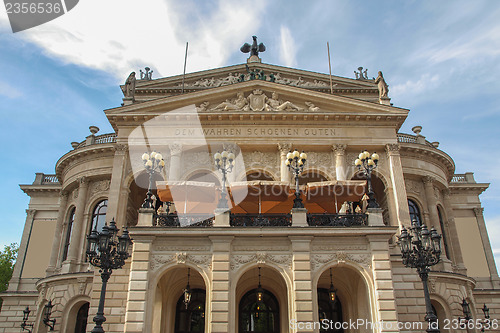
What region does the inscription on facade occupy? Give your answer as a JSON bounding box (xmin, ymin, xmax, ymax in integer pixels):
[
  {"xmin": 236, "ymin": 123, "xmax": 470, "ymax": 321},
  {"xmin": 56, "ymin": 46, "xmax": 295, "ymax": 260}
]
[{"xmin": 173, "ymin": 127, "xmax": 336, "ymax": 137}]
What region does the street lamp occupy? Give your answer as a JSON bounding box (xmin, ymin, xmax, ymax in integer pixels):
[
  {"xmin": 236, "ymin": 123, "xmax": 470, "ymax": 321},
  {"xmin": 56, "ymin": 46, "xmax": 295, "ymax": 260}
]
[
  {"xmin": 354, "ymin": 150, "xmax": 379, "ymax": 208},
  {"xmin": 398, "ymin": 220, "xmax": 442, "ymax": 333},
  {"xmin": 42, "ymin": 300, "xmax": 56, "ymax": 330},
  {"xmin": 214, "ymin": 150, "xmax": 235, "ymax": 209},
  {"xmin": 286, "ymin": 149, "xmax": 307, "ymax": 208},
  {"xmin": 481, "ymin": 304, "xmax": 490, "ymax": 332},
  {"xmin": 86, "ymin": 218, "xmax": 133, "ymax": 333},
  {"xmin": 20, "ymin": 306, "xmax": 33, "ymax": 332},
  {"xmin": 141, "ymin": 151, "xmax": 165, "ymax": 209},
  {"xmin": 459, "ymin": 298, "xmax": 472, "ymax": 331}
]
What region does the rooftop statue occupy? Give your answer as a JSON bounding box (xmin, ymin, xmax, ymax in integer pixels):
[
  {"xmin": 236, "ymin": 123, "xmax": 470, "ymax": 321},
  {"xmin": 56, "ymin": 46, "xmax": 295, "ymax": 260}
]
[
  {"xmin": 124, "ymin": 72, "xmax": 136, "ymax": 99},
  {"xmin": 374, "ymin": 71, "xmax": 389, "ymax": 99},
  {"xmin": 240, "ymin": 36, "xmax": 266, "ymax": 57}
]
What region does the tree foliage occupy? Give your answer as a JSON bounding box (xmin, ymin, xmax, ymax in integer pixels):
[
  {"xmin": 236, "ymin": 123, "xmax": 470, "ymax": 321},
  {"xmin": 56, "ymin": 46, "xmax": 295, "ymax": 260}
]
[{"xmin": 0, "ymin": 243, "xmax": 18, "ymax": 309}]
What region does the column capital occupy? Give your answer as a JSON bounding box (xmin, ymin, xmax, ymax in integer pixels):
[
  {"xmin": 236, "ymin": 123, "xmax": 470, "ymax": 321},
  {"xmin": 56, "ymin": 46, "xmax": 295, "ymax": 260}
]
[
  {"xmin": 60, "ymin": 189, "xmax": 70, "ymax": 199},
  {"xmin": 473, "ymin": 207, "xmax": 484, "ymax": 217},
  {"xmin": 169, "ymin": 142, "xmax": 183, "ymax": 156},
  {"xmin": 385, "ymin": 143, "xmax": 400, "ymax": 155},
  {"xmin": 277, "ymin": 143, "xmax": 292, "ymax": 154},
  {"xmin": 331, "ymin": 144, "xmax": 347, "ymax": 154},
  {"xmin": 422, "ymin": 175, "xmax": 434, "ymax": 185},
  {"xmin": 26, "ymin": 209, "xmax": 36, "ymax": 219},
  {"xmin": 114, "ymin": 143, "xmax": 128, "ymax": 154},
  {"xmin": 78, "ymin": 176, "xmax": 90, "ymax": 187}
]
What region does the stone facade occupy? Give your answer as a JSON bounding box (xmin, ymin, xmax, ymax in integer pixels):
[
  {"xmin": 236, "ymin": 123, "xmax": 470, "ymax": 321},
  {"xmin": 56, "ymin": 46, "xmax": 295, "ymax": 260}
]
[{"xmin": 1, "ymin": 62, "xmax": 499, "ymax": 333}]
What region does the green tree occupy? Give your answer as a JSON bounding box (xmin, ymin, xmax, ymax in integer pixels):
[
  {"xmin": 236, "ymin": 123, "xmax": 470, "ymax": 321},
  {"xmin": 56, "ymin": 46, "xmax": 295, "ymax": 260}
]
[{"xmin": 0, "ymin": 243, "xmax": 18, "ymax": 310}]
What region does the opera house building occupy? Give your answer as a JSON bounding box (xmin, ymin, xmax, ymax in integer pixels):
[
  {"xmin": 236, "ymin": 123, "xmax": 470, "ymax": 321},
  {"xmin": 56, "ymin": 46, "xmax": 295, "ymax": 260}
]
[{"xmin": 1, "ymin": 49, "xmax": 498, "ymax": 333}]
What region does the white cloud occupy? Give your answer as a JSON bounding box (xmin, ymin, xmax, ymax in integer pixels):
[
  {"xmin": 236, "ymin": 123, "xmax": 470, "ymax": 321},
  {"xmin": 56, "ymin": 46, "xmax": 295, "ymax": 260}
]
[
  {"xmin": 279, "ymin": 25, "xmax": 297, "ymax": 67},
  {"xmin": 7, "ymin": 0, "xmax": 267, "ymax": 82},
  {"xmin": 391, "ymin": 74, "xmax": 440, "ymax": 105},
  {"xmin": 0, "ymin": 81, "xmax": 22, "ymax": 98}
]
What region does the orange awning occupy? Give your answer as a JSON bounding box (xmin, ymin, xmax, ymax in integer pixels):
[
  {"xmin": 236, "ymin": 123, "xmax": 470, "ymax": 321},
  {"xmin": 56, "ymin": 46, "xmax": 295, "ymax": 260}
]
[
  {"xmin": 304, "ymin": 180, "xmax": 366, "ymax": 213},
  {"xmin": 156, "ymin": 181, "xmax": 217, "ymax": 214},
  {"xmin": 229, "ymin": 181, "xmax": 291, "ymax": 214}
]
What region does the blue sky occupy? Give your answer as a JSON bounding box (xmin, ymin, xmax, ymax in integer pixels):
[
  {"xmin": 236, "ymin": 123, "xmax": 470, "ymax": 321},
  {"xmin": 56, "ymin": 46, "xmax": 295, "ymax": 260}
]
[{"xmin": 1, "ymin": 0, "xmax": 500, "ymax": 269}]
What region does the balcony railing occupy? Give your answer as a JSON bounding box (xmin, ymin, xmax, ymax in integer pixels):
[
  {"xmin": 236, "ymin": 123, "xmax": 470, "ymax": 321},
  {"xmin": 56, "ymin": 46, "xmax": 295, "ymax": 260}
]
[
  {"xmin": 307, "ymin": 213, "xmax": 367, "ymax": 227},
  {"xmin": 153, "ymin": 213, "xmax": 214, "ymax": 227},
  {"xmin": 230, "ymin": 214, "xmax": 292, "ymax": 227}
]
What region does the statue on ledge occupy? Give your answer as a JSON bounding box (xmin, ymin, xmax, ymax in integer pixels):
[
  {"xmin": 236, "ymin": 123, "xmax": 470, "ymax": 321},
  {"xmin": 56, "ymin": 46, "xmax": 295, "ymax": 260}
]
[
  {"xmin": 240, "ymin": 36, "xmax": 266, "ymax": 57},
  {"xmin": 374, "ymin": 71, "xmax": 389, "ymax": 99},
  {"xmin": 124, "ymin": 72, "xmax": 136, "ymax": 99}
]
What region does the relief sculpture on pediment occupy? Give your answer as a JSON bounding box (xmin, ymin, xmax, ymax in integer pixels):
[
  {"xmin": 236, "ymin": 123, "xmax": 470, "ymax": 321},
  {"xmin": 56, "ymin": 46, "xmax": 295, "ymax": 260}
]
[{"xmin": 198, "ymin": 90, "xmax": 320, "ymax": 113}]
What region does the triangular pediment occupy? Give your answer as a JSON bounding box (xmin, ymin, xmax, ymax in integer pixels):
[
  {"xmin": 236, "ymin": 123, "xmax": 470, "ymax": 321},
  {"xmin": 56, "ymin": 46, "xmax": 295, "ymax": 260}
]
[
  {"xmin": 108, "ymin": 79, "xmax": 408, "ymax": 131},
  {"xmin": 126, "ymin": 63, "xmax": 382, "ymax": 104}
]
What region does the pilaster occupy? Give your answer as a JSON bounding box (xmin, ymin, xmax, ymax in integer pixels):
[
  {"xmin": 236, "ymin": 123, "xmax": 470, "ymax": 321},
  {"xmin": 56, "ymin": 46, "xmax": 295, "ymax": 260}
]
[
  {"xmin": 169, "ymin": 143, "xmax": 183, "ymax": 181},
  {"xmin": 289, "ymin": 236, "xmax": 314, "ymax": 332},
  {"xmin": 106, "ymin": 143, "xmax": 129, "ymax": 230},
  {"xmin": 442, "ymin": 189, "xmax": 467, "ymax": 274},
  {"xmin": 210, "ymin": 236, "xmax": 233, "ymax": 333},
  {"xmin": 385, "ymin": 144, "xmax": 410, "ymax": 227},
  {"xmin": 9, "ymin": 209, "xmax": 36, "ymax": 291},
  {"xmin": 368, "ymin": 235, "xmax": 399, "ymax": 333},
  {"xmin": 332, "ymin": 144, "xmax": 347, "ymax": 181},
  {"xmin": 278, "ymin": 143, "xmax": 292, "ymax": 183},
  {"xmin": 66, "ymin": 176, "xmax": 90, "ymax": 272},
  {"xmin": 422, "ymin": 176, "xmax": 439, "ymax": 228},
  {"xmin": 124, "ymin": 239, "xmax": 153, "ymax": 333},
  {"xmin": 46, "ymin": 190, "xmax": 69, "ymax": 275},
  {"xmin": 473, "ymin": 207, "xmax": 499, "ymax": 281}
]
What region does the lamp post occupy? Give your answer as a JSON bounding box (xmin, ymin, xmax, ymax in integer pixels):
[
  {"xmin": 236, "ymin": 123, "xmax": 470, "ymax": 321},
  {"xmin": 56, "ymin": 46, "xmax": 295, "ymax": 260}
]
[
  {"xmin": 42, "ymin": 300, "xmax": 56, "ymax": 330},
  {"xmin": 20, "ymin": 306, "xmax": 33, "ymax": 332},
  {"xmin": 141, "ymin": 151, "xmax": 165, "ymax": 209},
  {"xmin": 214, "ymin": 150, "xmax": 235, "ymax": 209},
  {"xmin": 286, "ymin": 149, "xmax": 307, "ymax": 208},
  {"xmin": 481, "ymin": 304, "xmax": 490, "ymax": 332},
  {"xmin": 86, "ymin": 218, "xmax": 133, "ymax": 333},
  {"xmin": 354, "ymin": 150, "xmax": 379, "ymax": 208},
  {"xmin": 398, "ymin": 220, "xmax": 442, "ymax": 333}
]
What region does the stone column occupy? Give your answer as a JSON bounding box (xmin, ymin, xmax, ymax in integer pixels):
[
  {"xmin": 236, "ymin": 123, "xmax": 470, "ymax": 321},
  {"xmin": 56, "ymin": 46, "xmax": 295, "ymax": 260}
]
[
  {"xmin": 210, "ymin": 236, "xmax": 233, "ymax": 333},
  {"xmin": 442, "ymin": 189, "xmax": 467, "ymax": 274},
  {"xmin": 8, "ymin": 209, "xmax": 36, "ymax": 291},
  {"xmin": 66, "ymin": 177, "xmax": 90, "ymax": 272},
  {"xmin": 278, "ymin": 143, "xmax": 292, "ymax": 183},
  {"xmin": 385, "ymin": 187, "xmax": 398, "ymax": 226},
  {"xmin": 124, "ymin": 239, "xmax": 153, "ymax": 333},
  {"xmin": 169, "ymin": 143, "xmax": 183, "ymax": 181},
  {"xmin": 46, "ymin": 190, "xmax": 69, "ymax": 275},
  {"xmin": 368, "ymin": 235, "xmax": 399, "ymax": 333},
  {"xmin": 289, "ymin": 236, "xmax": 314, "ymax": 332},
  {"xmin": 106, "ymin": 144, "xmax": 129, "ymax": 229},
  {"xmin": 385, "ymin": 144, "xmax": 410, "ymax": 226},
  {"xmin": 332, "ymin": 144, "xmax": 347, "ymax": 181},
  {"xmin": 422, "ymin": 176, "xmax": 439, "ymax": 228},
  {"xmin": 473, "ymin": 208, "xmax": 499, "ymax": 280}
]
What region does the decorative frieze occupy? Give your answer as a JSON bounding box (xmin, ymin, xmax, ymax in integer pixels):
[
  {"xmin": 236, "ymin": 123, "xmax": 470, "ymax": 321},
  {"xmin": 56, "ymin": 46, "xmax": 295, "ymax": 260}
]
[
  {"xmin": 230, "ymin": 252, "xmax": 292, "ymax": 271},
  {"xmin": 310, "ymin": 252, "xmax": 371, "ymax": 272},
  {"xmin": 89, "ymin": 180, "xmax": 110, "ymax": 197},
  {"xmin": 150, "ymin": 252, "xmax": 212, "ymax": 271}
]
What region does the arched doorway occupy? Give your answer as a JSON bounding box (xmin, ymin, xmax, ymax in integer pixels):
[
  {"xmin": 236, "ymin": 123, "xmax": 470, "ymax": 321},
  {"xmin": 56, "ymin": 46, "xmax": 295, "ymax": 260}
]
[
  {"xmin": 317, "ymin": 288, "xmax": 343, "ymax": 332},
  {"xmin": 316, "ymin": 265, "xmax": 373, "ymax": 333},
  {"xmin": 74, "ymin": 302, "xmax": 89, "ymax": 333},
  {"xmin": 152, "ymin": 266, "xmax": 207, "ymax": 333},
  {"xmin": 235, "ymin": 266, "xmax": 289, "ymax": 333},
  {"xmin": 239, "ymin": 289, "xmax": 280, "ymax": 333},
  {"xmin": 175, "ymin": 289, "xmax": 206, "ymax": 333}
]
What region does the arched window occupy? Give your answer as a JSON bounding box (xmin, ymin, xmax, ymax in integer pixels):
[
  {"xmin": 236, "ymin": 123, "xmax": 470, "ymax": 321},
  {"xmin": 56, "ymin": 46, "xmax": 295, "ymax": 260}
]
[
  {"xmin": 437, "ymin": 206, "xmax": 450, "ymax": 259},
  {"xmin": 239, "ymin": 289, "xmax": 279, "ymax": 333},
  {"xmin": 74, "ymin": 302, "xmax": 89, "ymax": 333},
  {"xmin": 408, "ymin": 199, "xmax": 422, "ymax": 226},
  {"xmin": 90, "ymin": 200, "xmax": 107, "ymax": 233},
  {"xmin": 62, "ymin": 207, "xmax": 75, "ymax": 261},
  {"xmin": 175, "ymin": 289, "xmax": 205, "ymax": 333},
  {"xmin": 317, "ymin": 288, "xmax": 343, "ymax": 332}
]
